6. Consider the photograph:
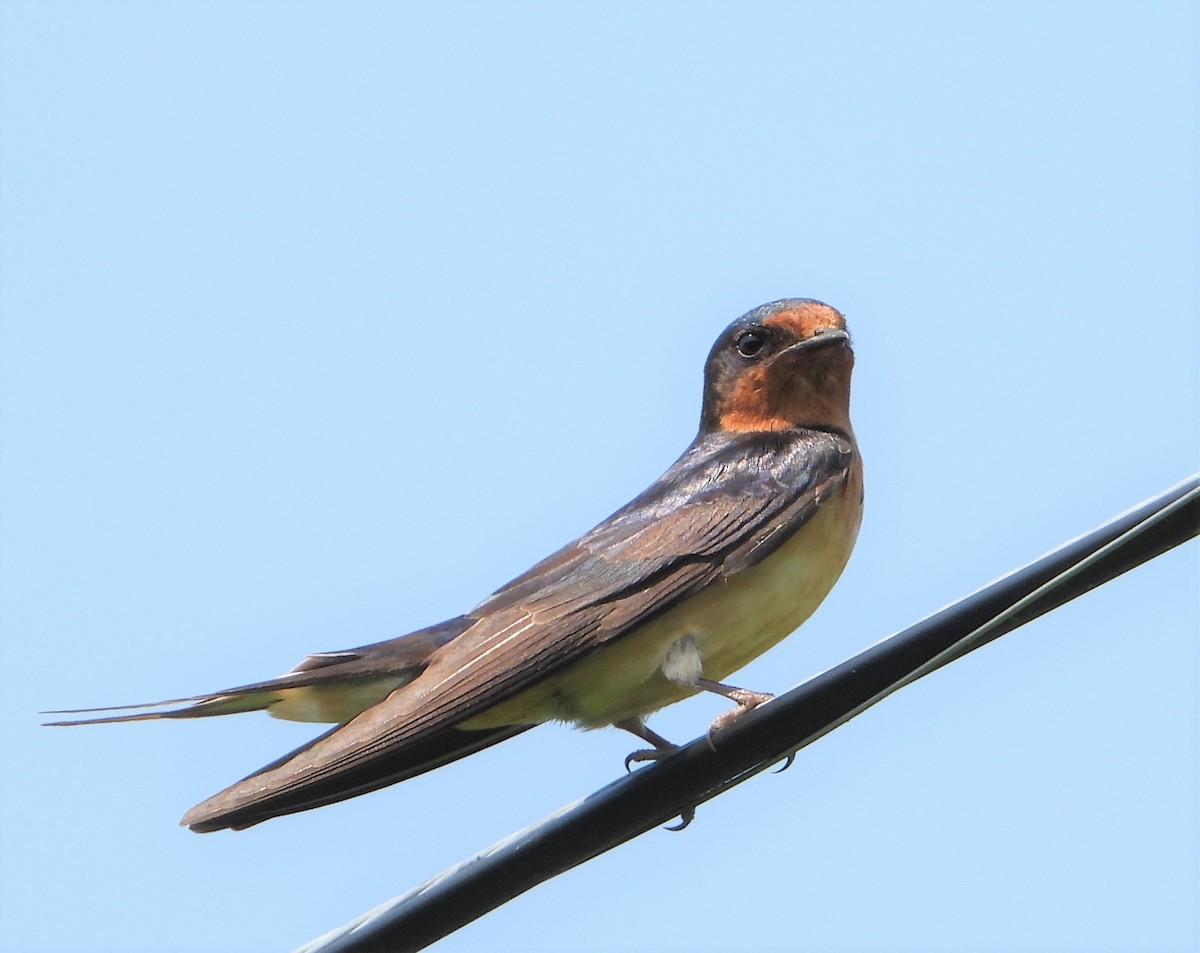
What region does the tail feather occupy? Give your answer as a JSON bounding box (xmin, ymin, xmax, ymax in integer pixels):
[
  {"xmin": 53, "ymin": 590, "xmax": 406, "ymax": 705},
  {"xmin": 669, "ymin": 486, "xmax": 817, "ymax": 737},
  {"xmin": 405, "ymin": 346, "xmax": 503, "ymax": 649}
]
[
  {"xmin": 43, "ymin": 616, "xmax": 474, "ymax": 727},
  {"xmin": 43, "ymin": 691, "xmax": 291, "ymax": 726}
]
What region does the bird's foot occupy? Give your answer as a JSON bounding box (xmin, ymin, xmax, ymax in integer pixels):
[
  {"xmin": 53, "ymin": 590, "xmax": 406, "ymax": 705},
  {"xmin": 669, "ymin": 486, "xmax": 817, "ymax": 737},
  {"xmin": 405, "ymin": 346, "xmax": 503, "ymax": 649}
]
[
  {"xmin": 613, "ymin": 718, "xmax": 694, "ymax": 830},
  {"xmin": 623, "ymin": 744, "xmax": 680, "ymax": 772},
  {"xmin": 615, "ymin": 718, "xmax": 680, "ymax": 772},
  {"xmin": 704, "ymin": 688, "xmax": 774, "ymax": 748}
]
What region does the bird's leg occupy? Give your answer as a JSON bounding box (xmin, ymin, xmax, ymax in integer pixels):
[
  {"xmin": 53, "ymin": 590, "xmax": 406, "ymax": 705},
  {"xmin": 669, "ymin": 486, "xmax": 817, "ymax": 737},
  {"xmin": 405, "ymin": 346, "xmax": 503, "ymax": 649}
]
[
  {"xmin": 611, "ymin": 635, "xmax": 781, "ymax": 833},
  {"xmin": 693, "ymin": 677, "xmax": 774, "ymax": 733},
  {"xmin": 615, "ymin": 718, "xmax": 679, "ymax": 771},
  {"xmin": 693, "ymin": 676, "xmax": 790, "ymax": 768},
  {"xmin": 613, "ymin": 718, "xmax": 695, "ymax": 832},
  {"xmin": 661, "ymin": 635, "xmax": 774, "ymax": 739}
]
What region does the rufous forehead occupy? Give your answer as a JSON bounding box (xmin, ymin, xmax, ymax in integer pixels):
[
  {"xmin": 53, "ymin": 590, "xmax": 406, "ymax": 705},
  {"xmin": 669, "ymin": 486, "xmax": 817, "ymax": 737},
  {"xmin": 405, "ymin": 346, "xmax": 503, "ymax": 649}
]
[{"xmin": 761, "ymin": 303, "xmax": 846, "ymax": 339}]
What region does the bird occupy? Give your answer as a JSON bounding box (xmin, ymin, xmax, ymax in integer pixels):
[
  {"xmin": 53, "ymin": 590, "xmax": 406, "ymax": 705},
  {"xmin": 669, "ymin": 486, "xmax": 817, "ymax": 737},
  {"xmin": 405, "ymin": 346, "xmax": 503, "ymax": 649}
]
[{"xmin": 47, "ymin": 298, "xmax": 864, "ymax": 833}]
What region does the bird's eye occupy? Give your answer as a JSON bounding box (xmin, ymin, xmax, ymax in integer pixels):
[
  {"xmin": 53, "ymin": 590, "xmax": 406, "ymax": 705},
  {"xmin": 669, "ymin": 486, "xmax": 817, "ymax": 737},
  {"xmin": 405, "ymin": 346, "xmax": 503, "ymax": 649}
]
[{"xmin": 734, "ymin": 329, "xmax": 768, "ymax": 359}]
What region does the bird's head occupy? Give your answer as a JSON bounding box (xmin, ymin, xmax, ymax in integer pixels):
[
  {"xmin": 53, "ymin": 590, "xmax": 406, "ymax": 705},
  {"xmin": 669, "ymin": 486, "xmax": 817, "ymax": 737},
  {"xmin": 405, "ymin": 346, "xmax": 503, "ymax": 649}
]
[{"xmin": 701, "ymin": 299, "xmax": 854, "ymax": 435}]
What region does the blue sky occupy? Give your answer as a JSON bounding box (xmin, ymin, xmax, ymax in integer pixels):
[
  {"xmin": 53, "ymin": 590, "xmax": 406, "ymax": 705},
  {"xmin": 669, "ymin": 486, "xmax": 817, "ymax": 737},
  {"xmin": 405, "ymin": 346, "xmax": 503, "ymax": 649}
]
[{"xmin": 1, "ymin": 2, "xmax": 1196, "ymax": 951}]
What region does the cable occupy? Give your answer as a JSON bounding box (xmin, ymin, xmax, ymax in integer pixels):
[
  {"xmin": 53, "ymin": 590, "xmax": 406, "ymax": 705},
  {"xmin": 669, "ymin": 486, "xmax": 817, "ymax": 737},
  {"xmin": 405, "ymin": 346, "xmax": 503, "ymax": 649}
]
[{"xmin": 294, "ymin": 474, "xmax": 1200, "ymax": 953}]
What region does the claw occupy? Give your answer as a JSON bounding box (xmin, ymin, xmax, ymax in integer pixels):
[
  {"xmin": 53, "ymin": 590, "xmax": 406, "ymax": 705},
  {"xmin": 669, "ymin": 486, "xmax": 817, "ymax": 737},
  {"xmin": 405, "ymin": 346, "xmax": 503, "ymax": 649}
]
[
  {"xmin": 664, "ymin": 805, "xmax": 696, "ymax": 831},
  {"xmin": 616, "ymin": 718, "xmax": 679, "ymax": 772},
  {"xmin": 706, "ymin": 689, "xmax": 775, "ymax": 741},
  {"xmin": 772, "ymin": 752, "xmax": 796, "ymax": 774},
  {"xmin": 624, "ymin": 747, "xmax": 676, "ymax": 772}
]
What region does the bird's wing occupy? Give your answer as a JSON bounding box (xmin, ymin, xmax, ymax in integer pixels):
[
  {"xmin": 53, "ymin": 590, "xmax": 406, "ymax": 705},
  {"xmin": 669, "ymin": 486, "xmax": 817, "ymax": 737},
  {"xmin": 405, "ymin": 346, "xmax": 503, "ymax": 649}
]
[
  {"xmin": 43, "ymin": 617, "xmax": 472, "ymax": 726},
  {"xmin": 183, "ymin": 429, "xmax": 855, "ymax": 831}
]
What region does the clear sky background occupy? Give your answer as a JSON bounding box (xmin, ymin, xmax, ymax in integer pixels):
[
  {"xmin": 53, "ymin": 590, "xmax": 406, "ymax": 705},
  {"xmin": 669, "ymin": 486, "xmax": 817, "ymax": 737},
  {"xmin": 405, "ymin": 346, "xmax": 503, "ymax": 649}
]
[{"xmin": 1, "ymin": 3, "xmax": 1197, "ymax": 952}]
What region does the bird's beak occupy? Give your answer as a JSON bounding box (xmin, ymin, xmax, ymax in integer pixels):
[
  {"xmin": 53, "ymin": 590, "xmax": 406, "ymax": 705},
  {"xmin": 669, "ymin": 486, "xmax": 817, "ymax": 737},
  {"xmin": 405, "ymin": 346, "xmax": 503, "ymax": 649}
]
[{"xmin": 776, "ymin": 327, "xmax": 850, "ymax": 360}]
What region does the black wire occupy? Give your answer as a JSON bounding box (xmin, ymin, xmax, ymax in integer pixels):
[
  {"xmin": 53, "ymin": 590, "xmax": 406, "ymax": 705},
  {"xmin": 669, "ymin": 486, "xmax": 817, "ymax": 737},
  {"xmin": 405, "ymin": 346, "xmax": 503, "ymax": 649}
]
[{"xmin": 294, "ymin": 475, "xmax": 1199, "ymax": 953}]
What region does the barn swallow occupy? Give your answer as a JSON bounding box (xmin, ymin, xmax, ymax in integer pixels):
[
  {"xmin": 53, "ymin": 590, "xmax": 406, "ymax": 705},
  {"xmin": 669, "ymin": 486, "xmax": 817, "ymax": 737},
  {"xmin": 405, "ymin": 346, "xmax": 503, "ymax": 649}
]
[{"xmin": 47, "ymin": 298, "xmax": 863, "ymax": 833}]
